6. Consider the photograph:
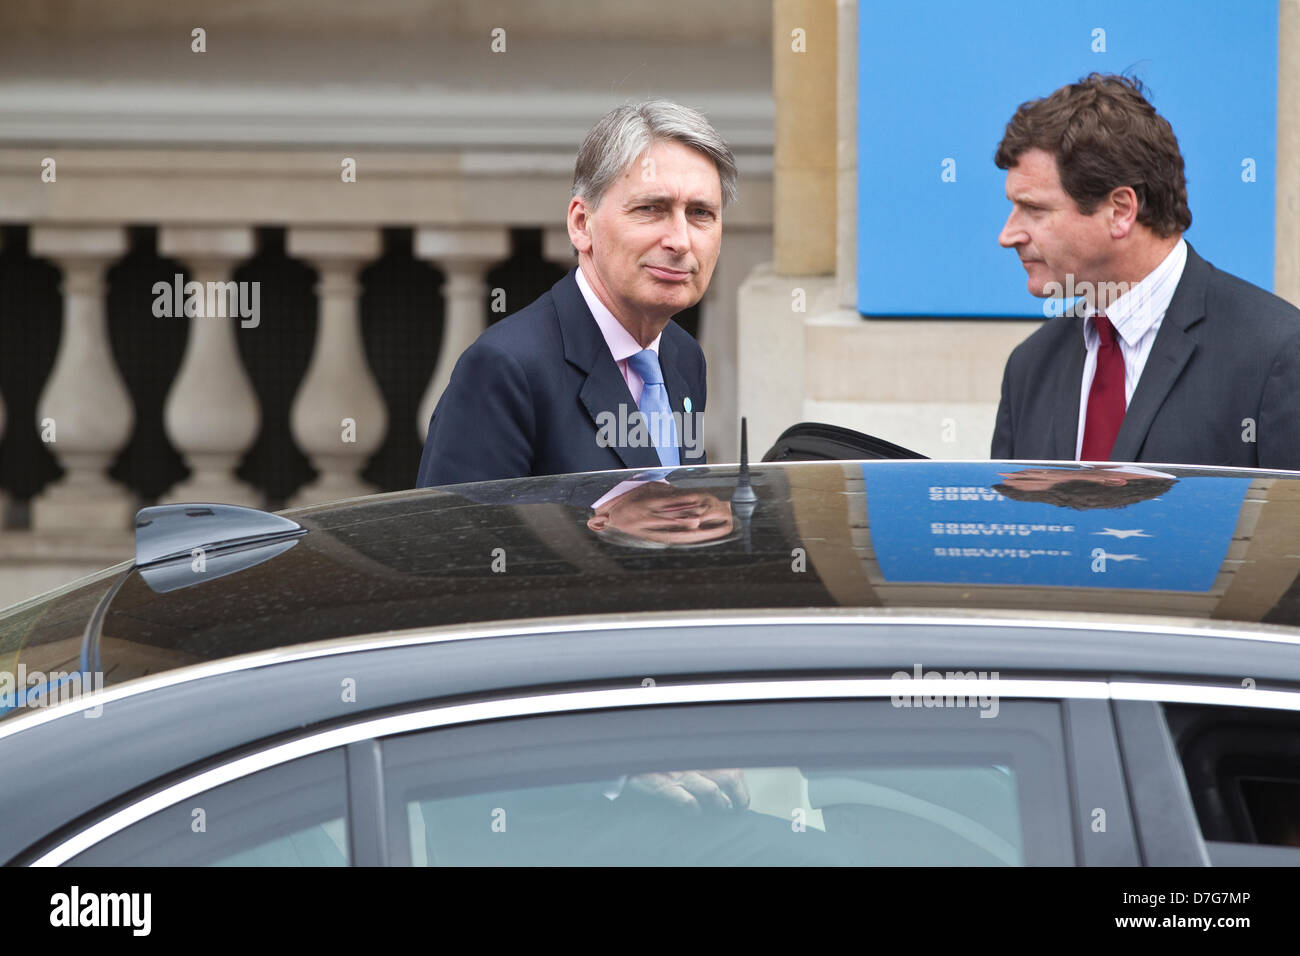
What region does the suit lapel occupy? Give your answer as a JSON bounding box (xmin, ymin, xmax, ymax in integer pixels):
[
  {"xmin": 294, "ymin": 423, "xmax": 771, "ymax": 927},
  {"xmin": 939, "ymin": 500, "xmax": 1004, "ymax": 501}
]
[
  {"xmin": 657, "ymin": 329, "xmax": 693, "ymax": 418},
  {"xmin": 1110, "ymin": 244, "xmax": 1207, "ymax": 462},
  {"xmin": 553, "ymin": 269, "xmax": 663, "ymax": 470}
]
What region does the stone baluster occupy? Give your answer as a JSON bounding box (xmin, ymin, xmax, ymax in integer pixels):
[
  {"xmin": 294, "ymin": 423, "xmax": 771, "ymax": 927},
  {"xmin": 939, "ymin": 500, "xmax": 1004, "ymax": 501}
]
[
  {"xmin": 30, "ymin": 226, "xmax": 133, "ymax": 531},
  {"xmin": 158, "ymin": 227, "xmax": 261, "ymax": 507},
  {"xmin": 413, "ymin": 227, "xmax": 510, "ymax": 442},
  {"xmin": 286, "ymin": 228, "xmax": 385, "ymax": 508}
]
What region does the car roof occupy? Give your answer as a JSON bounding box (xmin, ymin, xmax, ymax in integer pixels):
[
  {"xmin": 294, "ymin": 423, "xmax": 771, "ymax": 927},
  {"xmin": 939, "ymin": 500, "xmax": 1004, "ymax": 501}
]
[{"xmin": 4, "ymin": 458, "xmax": 1300, "ymax": 702}]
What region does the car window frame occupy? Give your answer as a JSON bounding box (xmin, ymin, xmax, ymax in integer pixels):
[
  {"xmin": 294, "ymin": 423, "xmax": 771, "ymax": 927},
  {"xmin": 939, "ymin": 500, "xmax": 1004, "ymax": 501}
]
[{"xmin": 65, "ymin": 747, "xmax": 351, "ymax": 867}]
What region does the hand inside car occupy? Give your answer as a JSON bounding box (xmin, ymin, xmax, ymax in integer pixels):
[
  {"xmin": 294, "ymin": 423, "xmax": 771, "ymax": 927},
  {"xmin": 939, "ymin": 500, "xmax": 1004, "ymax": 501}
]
[{"xmin": 625, "ymin": 769, "xmax": 750, "ymax": 813}]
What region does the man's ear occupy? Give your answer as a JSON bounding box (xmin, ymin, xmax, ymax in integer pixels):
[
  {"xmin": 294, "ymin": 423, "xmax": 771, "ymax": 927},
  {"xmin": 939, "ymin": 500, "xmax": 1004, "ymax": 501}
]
[
  {"xmin": 1108, "ymin": 185, "xmax": 1140, "ymax": 239},
  {"xmin": 568, "ymin": 197, "xmax": 594, "ymax": 254},
  {"xmin": 587, "ymin": 513, "xmax": 609, "ymax": 532}
]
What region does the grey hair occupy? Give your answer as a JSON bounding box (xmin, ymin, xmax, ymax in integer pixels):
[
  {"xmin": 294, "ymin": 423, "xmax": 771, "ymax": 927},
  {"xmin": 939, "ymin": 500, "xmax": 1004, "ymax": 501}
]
[
  {"xmin": 592, "ymin": 526, "xmax": 741, "ymax": 550},
  {"xmin": 572, "ymin": 100, "xmax": 738, "ymax": 210}
]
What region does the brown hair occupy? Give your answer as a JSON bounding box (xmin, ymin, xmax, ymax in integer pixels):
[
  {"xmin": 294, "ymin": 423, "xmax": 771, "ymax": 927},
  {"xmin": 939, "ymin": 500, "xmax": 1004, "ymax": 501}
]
[
  {"xmin": 995, "ymin": 73, "xmax": 1191, "ymax": 237},
  {"xmin": 992, "ymin": 477, "xmax": 1176, "ymax": 510}
]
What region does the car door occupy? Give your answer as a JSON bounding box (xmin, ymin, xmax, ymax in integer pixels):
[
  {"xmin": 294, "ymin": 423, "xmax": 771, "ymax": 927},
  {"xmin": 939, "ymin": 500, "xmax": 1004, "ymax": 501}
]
[
  {"xmin": 1117, "ymin": 696, "xmax": 1300, "ymax": 865},
  {"xmin": 28, "ymin": 675, "xmax": 1137, "ymax": 867}
]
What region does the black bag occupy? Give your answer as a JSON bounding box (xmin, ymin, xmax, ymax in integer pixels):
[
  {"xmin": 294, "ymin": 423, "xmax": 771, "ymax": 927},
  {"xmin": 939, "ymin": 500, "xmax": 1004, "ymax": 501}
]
[{"xmin": 761, "ymin": 422, "xmax": 928, "ymax": 462}]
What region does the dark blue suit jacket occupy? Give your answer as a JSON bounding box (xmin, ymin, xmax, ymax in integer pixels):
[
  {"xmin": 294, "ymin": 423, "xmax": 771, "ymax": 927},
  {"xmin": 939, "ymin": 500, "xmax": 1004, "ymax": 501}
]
[
  {"xmin": 417, "ymin": 269, "xmax": 707, "ymax": 487},
  {"xmin": 992, "ymin": 243, "xmax": 1300, "ymax": 470}
]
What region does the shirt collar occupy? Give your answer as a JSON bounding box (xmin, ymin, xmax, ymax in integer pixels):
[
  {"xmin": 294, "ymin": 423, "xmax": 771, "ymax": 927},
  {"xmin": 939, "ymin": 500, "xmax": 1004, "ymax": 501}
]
[
  {"xmin": 575, "ymin": 265, "xmax": 662, "ymax": 360},
  {"xmin": 1082, "ymin": 238, "xmax": 1187, "ymax": 348}
]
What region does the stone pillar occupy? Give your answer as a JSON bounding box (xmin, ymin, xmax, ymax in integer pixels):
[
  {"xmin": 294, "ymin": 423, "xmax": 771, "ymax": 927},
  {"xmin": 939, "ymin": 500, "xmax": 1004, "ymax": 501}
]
[
  {"xmin": 773, "ymin": 0, "xmax": 838, "ymax": 275},
  {"xmin": 158, "ymin": 227, "xmax": 261, "ymax": 507},
  {"xmin": 286, "ymin": 228, "xmax": 385, "ymax": 508},
  {"xmin": 30, "ymin": 226, "xmax": 133, "ymax": 531},
  {"xmin": 541, "ymin": 227, "xmax": 577, "ymax": 271},
  {"xmin": 0, "ymin": 381, "xmax": 7, "ymax": 524},
  {"xmin": 704, "ymin": 229, "xmax": 775, "ymax": 461},
  {"xmin": 836, "ymin": 0, "xmax": 858, "ymax": 310},
  {"xmin": 413, "ymin": 227, "xmax": 510, "ymax": 442}
]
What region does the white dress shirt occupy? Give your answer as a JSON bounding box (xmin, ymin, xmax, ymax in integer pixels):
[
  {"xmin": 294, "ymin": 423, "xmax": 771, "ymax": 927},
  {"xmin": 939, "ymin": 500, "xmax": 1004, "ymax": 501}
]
[
  {"xmin": 575, "ymin": 264, "xmax": 662, "ymax": 407},
  {"xmin": 1076, "ymin": 239, "xmax": 1188, "ymax": 460}
]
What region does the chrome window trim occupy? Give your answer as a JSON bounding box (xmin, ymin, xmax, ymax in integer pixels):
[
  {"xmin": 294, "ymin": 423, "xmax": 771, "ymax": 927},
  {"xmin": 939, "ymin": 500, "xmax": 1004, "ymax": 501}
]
[
  {"xmin": 4, "ymin": 609, "xmax": 1300, "ymax": 739},
  {"xmin": 30, "ymin": 674, "xmax": 1300, "ymax": 867}
]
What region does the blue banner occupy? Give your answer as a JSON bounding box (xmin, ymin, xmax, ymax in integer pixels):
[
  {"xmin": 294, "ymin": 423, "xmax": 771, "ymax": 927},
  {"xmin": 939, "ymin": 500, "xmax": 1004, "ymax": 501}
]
[{"xmin": 857, "ymin": 0, "xmax": 1278, "ymax": 317}]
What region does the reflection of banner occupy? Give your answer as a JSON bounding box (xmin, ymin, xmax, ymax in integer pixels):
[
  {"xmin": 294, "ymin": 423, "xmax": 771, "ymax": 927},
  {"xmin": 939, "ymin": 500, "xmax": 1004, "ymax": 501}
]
[{"xmin": 863, "ymin": 462, "xmax": 1250, "ymax": 591}]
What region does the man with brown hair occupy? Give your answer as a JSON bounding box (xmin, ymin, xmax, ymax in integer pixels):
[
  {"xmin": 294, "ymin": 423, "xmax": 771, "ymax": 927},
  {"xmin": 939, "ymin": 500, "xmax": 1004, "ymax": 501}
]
[{"xmin": 990, "ymin": 73, "xmax": 1300, "ymax": 470}]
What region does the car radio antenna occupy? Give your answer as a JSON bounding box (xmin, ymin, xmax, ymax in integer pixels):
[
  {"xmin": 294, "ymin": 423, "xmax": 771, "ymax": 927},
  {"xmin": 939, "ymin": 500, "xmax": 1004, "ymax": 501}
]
[{"xmin": 731, "ymin": 417, "xmax": 757, "ymax": 552}]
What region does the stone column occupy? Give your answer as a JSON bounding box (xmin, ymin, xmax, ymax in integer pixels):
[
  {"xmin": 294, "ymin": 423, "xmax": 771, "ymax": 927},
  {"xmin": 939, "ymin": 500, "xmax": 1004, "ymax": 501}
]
[
  {"xmin": 703, "ymin": 229, "xmax": 775, "ymax": 461},
  {"xmin": 413, "ymin": 227, "xmax": 509, "ymax": 442},
  {"xmin": 773, "ymin": 0, "xmax": 838, "ymax": 275},
  {"xmin": 158, "ymin": 227, "xmax": 261, "ymax": 506},
  {"xmin": 286, "ymin": 228, "xmax": 385, "ymax": 508},
  {"xmin": 0, "ymin": 381, "xmax": 7, "ymax": 523},
  {"xmin": 541, "ymin": 227, "xmax": 577, "ymax": 271},
  {"xmin": 836, "ymin": 0, "xmax": 858, "ymax": 310},
  {"xmin": 30, "ymin": 226, "xmax": 133, "ymax": 531}
]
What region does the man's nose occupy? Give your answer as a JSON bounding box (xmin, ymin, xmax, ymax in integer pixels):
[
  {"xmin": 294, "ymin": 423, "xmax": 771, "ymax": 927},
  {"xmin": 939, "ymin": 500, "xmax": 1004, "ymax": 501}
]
[
  {"xmin": 998, "ymin": 210, "xmax": 1026, "ymax": 248},
  {"xmin": 661, "ymin": 208, "xmax": 690, "ymax": 253}
]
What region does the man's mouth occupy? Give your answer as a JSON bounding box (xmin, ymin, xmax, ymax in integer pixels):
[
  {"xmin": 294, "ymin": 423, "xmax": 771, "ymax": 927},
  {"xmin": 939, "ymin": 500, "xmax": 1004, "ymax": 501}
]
[{"xmin": 645, "ymin": 265, "xmax": 691, "ymax": 281}]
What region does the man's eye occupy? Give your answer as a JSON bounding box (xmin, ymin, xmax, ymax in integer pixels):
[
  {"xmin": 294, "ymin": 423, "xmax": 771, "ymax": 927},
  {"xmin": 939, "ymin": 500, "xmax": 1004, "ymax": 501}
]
[{"xmin": 691, "ymin": 209, "xmax": 715, "ymax": 219}]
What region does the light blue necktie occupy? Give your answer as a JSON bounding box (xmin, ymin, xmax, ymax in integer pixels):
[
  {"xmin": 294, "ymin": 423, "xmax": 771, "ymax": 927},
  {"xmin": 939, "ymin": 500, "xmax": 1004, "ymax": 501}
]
[{"xmin": 626, "ymin": 348, "xmax": 679, "ymax": 467}]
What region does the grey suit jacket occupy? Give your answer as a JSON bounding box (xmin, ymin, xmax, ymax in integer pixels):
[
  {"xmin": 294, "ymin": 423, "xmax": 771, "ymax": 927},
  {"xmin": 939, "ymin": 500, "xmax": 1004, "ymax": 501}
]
[{"xmin": 991, "ymin": 243, "xmax": 1300, "ymax": 470}]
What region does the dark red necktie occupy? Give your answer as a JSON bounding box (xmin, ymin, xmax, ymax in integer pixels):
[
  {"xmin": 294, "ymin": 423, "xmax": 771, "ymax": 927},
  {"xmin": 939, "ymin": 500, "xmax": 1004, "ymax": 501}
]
[{"xmin": 1081, "ymin": 313, "xmax": 1126, "ymax": 460}]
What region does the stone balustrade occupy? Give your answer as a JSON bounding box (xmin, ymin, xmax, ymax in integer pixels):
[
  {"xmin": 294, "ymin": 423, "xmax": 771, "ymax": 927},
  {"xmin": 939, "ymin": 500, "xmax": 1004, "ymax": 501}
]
[
  {"xmin": 1, "ymin": 223, "xmax": 545, "ymax": 526},
  {"xmin": 0, "ymin": 215, "xmax": 770, "ymax": 576},
  {"xmin": 0, "ymin": 150, "xmax": 772, "ymax": 611}
]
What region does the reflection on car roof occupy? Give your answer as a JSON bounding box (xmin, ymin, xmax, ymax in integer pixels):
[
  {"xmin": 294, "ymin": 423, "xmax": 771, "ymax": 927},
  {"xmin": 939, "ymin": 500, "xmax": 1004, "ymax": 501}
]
[{"xmin": 6, "ymin": 460, "xmax": 1300, "ymax": 697}]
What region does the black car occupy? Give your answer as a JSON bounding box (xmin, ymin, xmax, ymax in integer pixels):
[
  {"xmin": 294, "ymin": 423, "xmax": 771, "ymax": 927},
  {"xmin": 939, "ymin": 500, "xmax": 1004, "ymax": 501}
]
[{"xmin": 1, "ymin": 458, "xmax": 1298, "ymax": 866}]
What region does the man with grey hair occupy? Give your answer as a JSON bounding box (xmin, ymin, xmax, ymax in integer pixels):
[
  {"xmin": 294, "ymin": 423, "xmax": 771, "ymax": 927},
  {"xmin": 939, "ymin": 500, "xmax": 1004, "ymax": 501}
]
[{"xmin": 417, "ymin": 100, "xmax": 735, "ymax": 487}]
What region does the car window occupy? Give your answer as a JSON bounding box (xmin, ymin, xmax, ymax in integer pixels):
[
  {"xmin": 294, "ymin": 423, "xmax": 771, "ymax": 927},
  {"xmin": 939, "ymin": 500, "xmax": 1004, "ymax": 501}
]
[
  {"xmin": 1166, "ymin": 703, "xmax": 1300, "ymax": 851},
  {"xmin": 65, "ymin": 750, "xmax": 348, "ymax": 866},
  {"xmin": 381, "ymin": 699, "xmax": 1075, "ymax": 866}
]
